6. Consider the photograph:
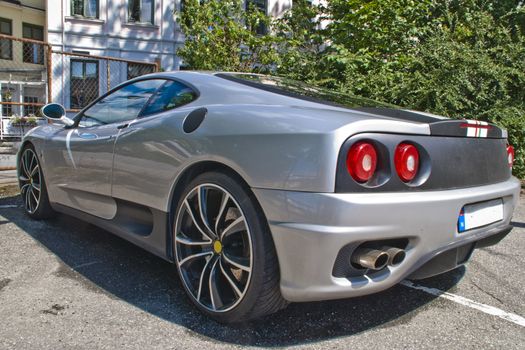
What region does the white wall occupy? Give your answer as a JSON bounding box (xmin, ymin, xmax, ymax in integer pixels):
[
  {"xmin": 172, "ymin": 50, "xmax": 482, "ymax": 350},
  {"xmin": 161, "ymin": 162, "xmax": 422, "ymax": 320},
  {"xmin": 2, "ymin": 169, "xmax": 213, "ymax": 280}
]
[
  {"xmin": 46, "ymin": 0, "xmax": 182, "ymax": 68},
  {"xmin": 268, "ymin": 0, "xmax": 292, "ymax": 17}
]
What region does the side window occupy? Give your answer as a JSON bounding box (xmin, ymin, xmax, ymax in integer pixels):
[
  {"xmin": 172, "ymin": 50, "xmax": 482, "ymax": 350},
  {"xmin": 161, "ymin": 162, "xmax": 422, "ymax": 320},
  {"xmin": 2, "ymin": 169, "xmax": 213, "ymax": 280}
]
[
  {"xmin": 141, "ymin": 80, "xmax": 197, "ymax": 116},
  {"xmin": 80, "ymin": 79, "xmax": 164, "ymax": 127}
]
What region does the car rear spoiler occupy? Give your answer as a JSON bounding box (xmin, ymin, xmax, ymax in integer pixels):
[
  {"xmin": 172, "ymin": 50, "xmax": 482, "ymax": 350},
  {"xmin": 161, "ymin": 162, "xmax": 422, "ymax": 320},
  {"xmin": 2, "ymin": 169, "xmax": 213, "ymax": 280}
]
[
  {"xmin": 429, "ymin": 120, "xmax": 506, "ymax": 139},
  {"xmin": 352, "ymin": 108, "xmax": 506, "ymax": 139}
]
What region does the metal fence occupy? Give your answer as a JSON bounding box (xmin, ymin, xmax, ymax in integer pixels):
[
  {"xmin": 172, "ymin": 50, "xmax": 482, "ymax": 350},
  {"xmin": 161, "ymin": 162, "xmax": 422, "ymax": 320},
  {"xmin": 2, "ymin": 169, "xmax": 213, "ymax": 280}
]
[
  {"xmin": 49, "ymin": 51, "xmax": 159, "ymax": 113},
  {"xmin": 0, "ymin": 34, "xmax": 159, "ymax": 139}
]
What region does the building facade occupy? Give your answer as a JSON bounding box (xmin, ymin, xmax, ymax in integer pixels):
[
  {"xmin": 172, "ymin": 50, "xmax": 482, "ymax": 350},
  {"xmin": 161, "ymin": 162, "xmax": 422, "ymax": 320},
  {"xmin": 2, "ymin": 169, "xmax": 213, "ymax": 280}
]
[
  {"xmin": 47, "ymin": 0, "xmax": 182, "ymax": 109},
  {"xmin": 0, "ymin": 0, "xmax": 46, "ymax": 120}
]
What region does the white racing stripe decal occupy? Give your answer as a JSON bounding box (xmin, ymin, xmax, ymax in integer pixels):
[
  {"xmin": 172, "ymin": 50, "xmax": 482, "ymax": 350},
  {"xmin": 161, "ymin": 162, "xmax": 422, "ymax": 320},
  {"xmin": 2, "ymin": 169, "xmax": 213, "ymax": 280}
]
[
  {"xmin": 401, "ymin": 280, "xmax": 525, "ymax": 327},
  {"xmin": 464, "ymin": 120, "xmax": 489, "ymax": 138}
]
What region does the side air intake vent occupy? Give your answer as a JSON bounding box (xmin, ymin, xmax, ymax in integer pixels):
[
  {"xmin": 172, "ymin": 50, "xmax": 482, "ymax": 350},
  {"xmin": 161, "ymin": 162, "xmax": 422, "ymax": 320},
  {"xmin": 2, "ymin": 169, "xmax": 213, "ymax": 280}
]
[{"xmin": 183, "ymin": 108, "xmax": 207, "ymax": 133}]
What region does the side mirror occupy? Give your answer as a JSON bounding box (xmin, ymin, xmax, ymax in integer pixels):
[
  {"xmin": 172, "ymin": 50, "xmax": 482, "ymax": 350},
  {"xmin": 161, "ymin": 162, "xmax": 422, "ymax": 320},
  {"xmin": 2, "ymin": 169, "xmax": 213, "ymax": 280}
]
[{"xmin": 41, "ymin": 103, "xmax": 75, "ymax": 127}]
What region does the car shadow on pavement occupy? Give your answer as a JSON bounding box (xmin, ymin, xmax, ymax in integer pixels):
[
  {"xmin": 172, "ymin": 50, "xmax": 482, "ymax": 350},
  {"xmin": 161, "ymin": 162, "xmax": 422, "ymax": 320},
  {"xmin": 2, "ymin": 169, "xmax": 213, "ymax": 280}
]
[
  {"xmin": 511, "ymin": 221, "xmax": 525, "ymax": 228},
  {"xmin": 0, "ymin": 195, "xmax": 465, "ymax": 347}
]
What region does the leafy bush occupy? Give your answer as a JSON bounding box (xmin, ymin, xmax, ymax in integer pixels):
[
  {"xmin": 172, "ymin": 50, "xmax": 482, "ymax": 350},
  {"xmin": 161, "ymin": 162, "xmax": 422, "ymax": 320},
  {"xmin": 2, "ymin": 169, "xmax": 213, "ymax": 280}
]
[{"xmin": 176, "ymin": 0, "xmax": 279, "ymax": 72}]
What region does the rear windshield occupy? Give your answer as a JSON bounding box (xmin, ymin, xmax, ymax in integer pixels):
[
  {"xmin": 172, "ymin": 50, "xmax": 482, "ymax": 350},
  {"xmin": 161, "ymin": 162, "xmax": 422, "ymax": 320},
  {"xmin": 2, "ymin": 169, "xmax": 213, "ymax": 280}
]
[{"xmin": 216, "ymin": 73, "xmax": 397, "ymax": 109}]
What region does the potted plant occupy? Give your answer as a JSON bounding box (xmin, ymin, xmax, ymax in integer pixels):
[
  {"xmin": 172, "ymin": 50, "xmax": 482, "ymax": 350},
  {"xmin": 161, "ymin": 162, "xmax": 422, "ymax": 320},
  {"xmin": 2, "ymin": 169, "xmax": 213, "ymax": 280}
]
[
  {"xmin": 26, "ymin": 114, "xmax": 38, "ymax": 127},
  {"xmin": 8, "ymin": 114, "xmax": 39, "ymax": 136},
  {"xmin": 3, "ymin": 89, "xmax": 12, "ymax": 101}
]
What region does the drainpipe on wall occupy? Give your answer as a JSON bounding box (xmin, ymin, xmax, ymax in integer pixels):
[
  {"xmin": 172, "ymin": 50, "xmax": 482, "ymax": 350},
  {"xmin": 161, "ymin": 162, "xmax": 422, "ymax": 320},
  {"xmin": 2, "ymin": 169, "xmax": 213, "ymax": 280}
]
[
  {"xmin": 160, "ymin": 0, "xmax": 163, "ymax": 71},
  {"xmin": 61, "ymin": 0, "xmax": 66, "ymax": 106}
]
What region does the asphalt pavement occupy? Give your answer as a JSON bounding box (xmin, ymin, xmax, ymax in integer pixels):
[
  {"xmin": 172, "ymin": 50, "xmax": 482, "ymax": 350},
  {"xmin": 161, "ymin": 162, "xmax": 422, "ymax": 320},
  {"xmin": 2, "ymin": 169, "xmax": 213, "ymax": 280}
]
[{"xmin": 0, "ymin": 190, "xmax": 524, "ymax": 349}]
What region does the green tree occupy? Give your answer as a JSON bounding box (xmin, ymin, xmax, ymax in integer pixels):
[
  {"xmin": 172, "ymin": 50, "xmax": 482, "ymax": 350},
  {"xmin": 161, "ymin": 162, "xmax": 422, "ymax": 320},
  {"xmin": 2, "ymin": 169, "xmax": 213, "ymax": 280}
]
[
  {"xmin": 273, "ymin": 0, "xmax": 328, "ymax": 82},
  {"xmin": 176, "ymin": 0, "xmax": 278, "ymax": 72}
]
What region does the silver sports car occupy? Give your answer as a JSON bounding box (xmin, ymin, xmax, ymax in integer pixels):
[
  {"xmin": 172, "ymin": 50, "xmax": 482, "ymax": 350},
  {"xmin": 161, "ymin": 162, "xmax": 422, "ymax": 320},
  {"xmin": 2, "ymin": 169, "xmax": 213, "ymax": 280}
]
[{"xmin": 18, "ymin": 71, "xmax": 520, "ymax": 323}]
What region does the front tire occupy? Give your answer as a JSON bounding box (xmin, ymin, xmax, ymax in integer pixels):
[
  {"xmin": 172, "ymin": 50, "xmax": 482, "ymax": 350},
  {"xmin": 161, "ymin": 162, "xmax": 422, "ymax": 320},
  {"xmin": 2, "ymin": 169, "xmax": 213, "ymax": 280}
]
[
  {"xmin": 18, "ymin": 145, "xmax": 54, "ymax": 220},
  {"xmin": 173, "ymin": 171, "xmax": 287, "ymax": 323}
]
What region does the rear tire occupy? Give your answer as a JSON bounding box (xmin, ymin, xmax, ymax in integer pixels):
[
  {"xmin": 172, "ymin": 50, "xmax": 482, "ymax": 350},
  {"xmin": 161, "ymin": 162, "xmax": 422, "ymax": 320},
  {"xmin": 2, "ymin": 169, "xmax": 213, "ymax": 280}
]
[
  {"xmin": 18, "ymin": 145, "xmax": 54, "ymax": 220},
  {"xmin": 173, "ymin": 171, "xmax": 288, "ymax": 323}
]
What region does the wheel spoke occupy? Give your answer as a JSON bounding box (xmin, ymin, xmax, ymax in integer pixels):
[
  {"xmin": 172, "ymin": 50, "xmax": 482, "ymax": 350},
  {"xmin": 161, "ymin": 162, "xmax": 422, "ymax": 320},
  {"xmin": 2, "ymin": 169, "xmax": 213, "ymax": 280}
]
[
  {"xmin": 29, "ymin": 153, "xmax": 36, "ymax": 173},
  {"xmin": 30, "ymin": 188, "xmax": 39, "ymax": 207},
  {"xmin": 196, "ymin": 255, "xmax": 215, "ymax": 301},
  {"xmin": 25, "ymin": 187, "xmax": 32, "ymax": 212},
  {"xmin": 219, "ymin": 259, "xmax": 242, "ymax": 297},
  {"xmin": 197, "ymin": 186, "xmax": 216, "ymax": 239},
  {"xmin": 32, "ymin": 183, "xmax": 41, "ymax": 192},
  {"xmin": 175, "ymin": 234, "xmax": 212, "ymax": 246},
  {"xmin": 214, "ymin": 192, "xmax": 230, "ymax": 235},
  {"xmin": 25, "ymin": 151, "xmax": 32, "ymax": 177},
  {"xmin": 29, "ymin": 189, "xmax": 36, "ymax": 212},
  {"xmin": 220, "ymin": 216, "xmax": 246, "ymax": 240},
  {"xmin": 20, "ymin": 183, "xmax": 30, "ymax": 194},
  {"xmin": 184, "ymin": 200, "xmax": 215, "ymax": 241},
  {"xmin": 30, "ymin": 164, "xmax": 39, "ymax": 177},
  {"xmin": 21, "ymin": 152, "xmax": 30, "ymax": 178},
  {"xmin": 179, "ymin": 251, "xmax": 213, "ymax": 266},
  {"xmin": 19, "ymin": 175, "xmax": 29, "ymax": 182},
  {"xmin": 222, "ymin": 252, "xmax": 251, "ymax": 272},
  {"xmin": 208, "ymin": 258, "xmax": 224, "ymax": 310}
]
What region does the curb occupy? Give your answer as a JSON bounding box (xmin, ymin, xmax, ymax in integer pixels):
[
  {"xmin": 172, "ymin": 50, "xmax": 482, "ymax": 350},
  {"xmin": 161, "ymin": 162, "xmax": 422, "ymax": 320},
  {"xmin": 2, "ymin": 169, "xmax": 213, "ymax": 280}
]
[{"xmin": 0, "ymin": 183, "xmax": 19, "ymax": 198}]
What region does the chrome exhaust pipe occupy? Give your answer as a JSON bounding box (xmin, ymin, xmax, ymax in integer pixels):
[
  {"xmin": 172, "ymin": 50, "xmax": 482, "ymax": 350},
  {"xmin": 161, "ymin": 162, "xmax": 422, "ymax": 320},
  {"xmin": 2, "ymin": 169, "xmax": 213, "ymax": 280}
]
[
  {"xmin": 350, "ymin": 248, "xmax": 389, "ymax": 270},
  {"xmin": 381, "ymin": 246, "xmax": 406, "ymax": 267}
]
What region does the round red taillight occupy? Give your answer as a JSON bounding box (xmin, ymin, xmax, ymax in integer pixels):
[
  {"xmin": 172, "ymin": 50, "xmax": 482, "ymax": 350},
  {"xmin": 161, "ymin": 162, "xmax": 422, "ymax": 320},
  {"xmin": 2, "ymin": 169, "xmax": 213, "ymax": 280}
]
[
  {"xmin": 346, "ymin": 141, "xmax": 378, "ymax": 183},
  {"xmin": 507, "ymin": 145, "xmax": 514, "ymax": 168},
  {"xmin": 395, "ymin": 143, "xmax": 420, "ymax": 182}
]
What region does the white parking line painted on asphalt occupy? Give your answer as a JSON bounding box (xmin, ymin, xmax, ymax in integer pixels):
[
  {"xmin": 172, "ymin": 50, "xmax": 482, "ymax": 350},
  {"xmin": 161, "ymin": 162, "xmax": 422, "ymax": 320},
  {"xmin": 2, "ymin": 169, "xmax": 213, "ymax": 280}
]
[
  {"xmin": 0, "ymin": 205, "xmax": 18, "ymax": 209},
  {"xmin": 401, "ymin": 280, "xmax": 525, "ymax": 327},
  {"xmin": 72, "ymin": 261, "xmax": 102, "ymax": 269}
]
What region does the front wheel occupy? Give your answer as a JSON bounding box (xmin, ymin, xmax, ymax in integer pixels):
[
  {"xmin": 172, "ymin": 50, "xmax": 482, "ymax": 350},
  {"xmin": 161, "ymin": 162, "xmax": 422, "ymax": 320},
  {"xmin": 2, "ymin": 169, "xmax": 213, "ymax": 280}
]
[
  {"xmin": 18, "ymin": 145, "xmax": 54, "ymax": 219},
  {"xmin": 173, "ymin": 171, "xmax": 287, "ymax": 323}
]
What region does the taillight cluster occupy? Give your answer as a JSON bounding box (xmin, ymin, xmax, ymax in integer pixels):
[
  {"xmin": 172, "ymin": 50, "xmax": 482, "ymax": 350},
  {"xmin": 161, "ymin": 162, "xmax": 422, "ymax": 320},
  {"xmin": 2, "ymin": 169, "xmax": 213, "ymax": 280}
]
[
  {"xmin": 507, "ymin": 145, "xmax": 514, "ymax": 168},
  {"xmin": 394, "ymin": 143, "xmax": 419, "ymax": 182},
  {"xmin": 346, "ymin": 141, "xmax": 421, "ymax": 184},
  {"xmin": 346, "ymin": 142, "xmax": 377, "ymax": 183}
]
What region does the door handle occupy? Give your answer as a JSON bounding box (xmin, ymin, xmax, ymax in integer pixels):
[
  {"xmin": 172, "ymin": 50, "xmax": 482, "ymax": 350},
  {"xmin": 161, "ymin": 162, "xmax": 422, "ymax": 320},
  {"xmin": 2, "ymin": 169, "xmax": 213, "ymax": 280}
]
[
  {"xmin": 117, "ymin": 123, "xmax": 129, "ymax": 130},
  {"xmin": 78, "ymin": 132, "xmax": 114, "ymax": 141},
  {"xmin": 78, "ymin": 132, "xmax": 97, "ymax": 139}
]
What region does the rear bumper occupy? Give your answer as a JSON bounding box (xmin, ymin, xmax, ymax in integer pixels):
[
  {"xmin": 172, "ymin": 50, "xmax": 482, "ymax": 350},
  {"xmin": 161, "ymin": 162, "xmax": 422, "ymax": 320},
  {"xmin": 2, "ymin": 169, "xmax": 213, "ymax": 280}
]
[{"xmin": 253, "ymin": 177, "xmax": 520, "ymax": 302}]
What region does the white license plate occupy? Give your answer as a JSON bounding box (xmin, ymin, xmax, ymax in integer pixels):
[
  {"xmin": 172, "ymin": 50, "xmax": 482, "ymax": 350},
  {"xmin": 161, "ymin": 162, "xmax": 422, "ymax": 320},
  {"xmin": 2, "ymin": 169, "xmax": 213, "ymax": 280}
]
[{"xmin": 458, "ymin": 199, "xmax": 504, "ymax": 233}]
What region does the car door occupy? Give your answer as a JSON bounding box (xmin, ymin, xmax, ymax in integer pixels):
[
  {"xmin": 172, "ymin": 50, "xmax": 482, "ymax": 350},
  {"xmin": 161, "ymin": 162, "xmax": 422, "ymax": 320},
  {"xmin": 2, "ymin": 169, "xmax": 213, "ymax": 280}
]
[
  {"xmin": 44, "ymin": 79, "xmax": 165, "ymax": 219},
  {"xmin": 111, "ymin": 79, "xmax": 199, "ymax": 211}
]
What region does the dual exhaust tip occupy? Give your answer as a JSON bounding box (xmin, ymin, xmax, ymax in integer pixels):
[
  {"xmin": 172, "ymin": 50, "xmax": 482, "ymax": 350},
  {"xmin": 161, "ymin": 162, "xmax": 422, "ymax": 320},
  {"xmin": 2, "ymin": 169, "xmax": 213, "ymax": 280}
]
[{"xmin": 351, "ymin": 246, "xmax": 406, "ymax": 270}]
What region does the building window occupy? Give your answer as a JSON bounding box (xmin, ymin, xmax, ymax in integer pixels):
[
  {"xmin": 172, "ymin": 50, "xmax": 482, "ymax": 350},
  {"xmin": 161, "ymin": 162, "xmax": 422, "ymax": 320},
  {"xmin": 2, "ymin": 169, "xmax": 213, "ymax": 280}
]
[
  {"xmin": 70, "ymin": 60, "xmax": 99, "ymax": 109},
  {"xmin": 128, "ymin": 0, "xmax": 154, "ymax": 24},
  {"xmin": 1, "ymin": 88, "xmax": 14, "ymax": 116},
  {"xmin": 23, "ymin": 96, "xmax": 39, "ymax": 116},
  {"xmin": 71, "ymin": 0, "xmax": 99, "ymax": 19},
  {"xmin": 127, "ymin": 62, "xmax": 155, "ymax": 80},
  {"xmin": 0, "ymin": 17, "xmax": 13, "ymax": 60},
  {"xmin": 246, "ymin": 0, "xmax": 267, "ymax": 35},
  {"xmin": 22, "ymin": 23, "xmax": 44, "ymax": 65}
]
